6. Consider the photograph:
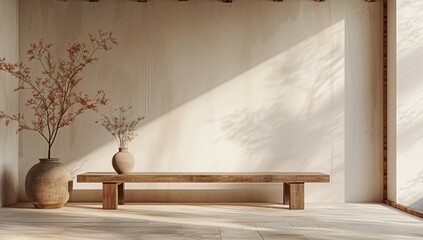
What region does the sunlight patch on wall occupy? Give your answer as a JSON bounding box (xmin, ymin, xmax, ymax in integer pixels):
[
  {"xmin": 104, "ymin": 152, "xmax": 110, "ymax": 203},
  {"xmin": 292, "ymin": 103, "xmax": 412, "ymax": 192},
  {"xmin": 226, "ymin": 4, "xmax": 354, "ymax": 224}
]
[
  {"xmin": 396, "ymin": 0, "xmax": 423, "ymax": 210},
  {"xmin": 70, "ymin": 20, "xmax": 345, "ymax": 203}
]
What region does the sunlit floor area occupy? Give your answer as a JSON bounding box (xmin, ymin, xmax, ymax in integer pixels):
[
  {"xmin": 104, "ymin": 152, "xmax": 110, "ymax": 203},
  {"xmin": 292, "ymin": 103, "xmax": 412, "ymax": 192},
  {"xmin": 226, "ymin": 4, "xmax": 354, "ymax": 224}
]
[{"xmin": 0, "ymin": 203, "xmax": 421, "ymax": 240}]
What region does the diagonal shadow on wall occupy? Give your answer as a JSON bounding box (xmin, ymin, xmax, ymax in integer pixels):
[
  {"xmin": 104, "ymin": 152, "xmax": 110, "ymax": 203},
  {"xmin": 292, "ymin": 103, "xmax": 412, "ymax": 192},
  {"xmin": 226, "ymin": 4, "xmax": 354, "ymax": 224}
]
[{"xmin": 15, "ymin": 0, "xmax": 382, "ymax": 203}]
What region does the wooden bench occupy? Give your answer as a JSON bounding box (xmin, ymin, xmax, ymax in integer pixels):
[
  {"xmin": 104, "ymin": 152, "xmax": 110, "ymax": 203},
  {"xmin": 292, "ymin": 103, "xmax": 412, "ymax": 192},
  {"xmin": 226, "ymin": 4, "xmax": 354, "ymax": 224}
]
[{"xmin": 77, "ymin": 172, "xmax": 330, "ymax": 210}]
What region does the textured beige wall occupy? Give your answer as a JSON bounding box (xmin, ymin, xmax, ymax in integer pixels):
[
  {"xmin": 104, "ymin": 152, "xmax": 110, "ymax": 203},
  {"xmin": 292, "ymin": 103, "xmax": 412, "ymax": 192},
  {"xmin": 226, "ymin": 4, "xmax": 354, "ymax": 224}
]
[
  {"xmin": 387, "ymin": 0, "xmax": 397, "ymax": 204},
  {"xmin": 0, "ymin": 0, "xmax": 19, "ymax": 207},
  {"xmin": 344, "ymin": 0, "xmax": 383, "ymax": 203},
  {"xmin": 394, "ymin": 0, "xmax": 423, "ymax": 211},
  {"xmin": 18, "ymin": 0, "xmax": 382, "ymax": 203}
]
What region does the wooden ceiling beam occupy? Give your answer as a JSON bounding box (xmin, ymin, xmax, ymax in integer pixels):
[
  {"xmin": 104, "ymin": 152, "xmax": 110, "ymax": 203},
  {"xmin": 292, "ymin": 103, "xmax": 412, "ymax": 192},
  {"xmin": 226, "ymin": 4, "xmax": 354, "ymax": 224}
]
[
  {"xmin": 313, "ymin": 0, "xmax": 376, "ymax": 2},
  {"xmin": 85, "ymin": 0, "xmax": 378, "ymax": 3}
]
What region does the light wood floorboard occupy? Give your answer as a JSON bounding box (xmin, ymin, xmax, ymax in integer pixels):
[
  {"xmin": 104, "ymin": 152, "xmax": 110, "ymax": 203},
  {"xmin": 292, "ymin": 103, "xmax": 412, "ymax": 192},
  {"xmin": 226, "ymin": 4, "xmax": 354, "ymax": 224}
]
[{"xmin": 0, "ymin": 203, "xmax": 421, "ymax": 240}]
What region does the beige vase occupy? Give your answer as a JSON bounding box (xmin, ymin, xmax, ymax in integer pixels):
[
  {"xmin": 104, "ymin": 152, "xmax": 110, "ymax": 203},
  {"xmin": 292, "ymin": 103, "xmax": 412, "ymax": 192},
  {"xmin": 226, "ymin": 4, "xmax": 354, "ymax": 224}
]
[
  {"xmin": 25, "ymin": 158, "xmax": 73, "ymax": 209},
  {"xmin": 112, "ymin": 148, "xmax": 135, "ymax": 174}
]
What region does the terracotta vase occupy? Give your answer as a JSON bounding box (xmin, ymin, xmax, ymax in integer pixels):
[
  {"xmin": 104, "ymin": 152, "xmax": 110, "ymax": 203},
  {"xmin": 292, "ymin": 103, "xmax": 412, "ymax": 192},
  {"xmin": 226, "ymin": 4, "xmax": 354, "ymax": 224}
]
[
  {"xmin": 112, "ymin": 148, "xmax": 135, "ymax": 174},
  {"xmin": 25, "ymin": 158, "xmax": 73, "ymax": 209}
]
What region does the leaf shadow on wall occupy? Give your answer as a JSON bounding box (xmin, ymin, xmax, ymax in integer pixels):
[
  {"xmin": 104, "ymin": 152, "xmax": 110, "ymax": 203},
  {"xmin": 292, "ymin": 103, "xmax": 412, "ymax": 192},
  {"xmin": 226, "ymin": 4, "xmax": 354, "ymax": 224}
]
[
  {"xmin": 214, "ymin": 25, "xmax": 345, "ymax": 202},
  {"xmin": 217, "ymin": 50, "xmax": 344, "ymax": 173},
  {"xmin": 58, "ymin": 2, "xmax": 342, "ymax": 166},
  {"xmin": 395, "ymin": 0, "xmax": 423, "ymax": 211},
  {"xmin": 18, "ymin": 0, "xmax": 351, "ymax": 202},
  {"xmin": 398, "ymin": 170, "xmax": 423, "ymax": 210}
]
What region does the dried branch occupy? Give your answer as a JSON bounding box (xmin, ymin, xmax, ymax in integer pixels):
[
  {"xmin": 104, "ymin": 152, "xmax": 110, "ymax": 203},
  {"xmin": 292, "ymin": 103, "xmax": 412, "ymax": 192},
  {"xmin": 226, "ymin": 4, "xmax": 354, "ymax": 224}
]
[
  {"xmin": 0, "ymin": 30, "xmax": 118, "ymax": 158},
  {"xmin": 96, "ymin": 107, "xmax": 144, "ymax": 148}
]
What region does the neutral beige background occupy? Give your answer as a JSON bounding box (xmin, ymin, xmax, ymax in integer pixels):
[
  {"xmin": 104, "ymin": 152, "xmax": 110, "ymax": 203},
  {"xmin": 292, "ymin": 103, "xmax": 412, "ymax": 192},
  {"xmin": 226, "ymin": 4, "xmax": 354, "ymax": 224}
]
[
  {"xmin": 0, "ymin": 0, "xmax": 19, "ymax": 207},
  {"xmin": 389, "ymin": 0, "xmax": 423, "ymax": 211},
  {"xmin": 18, "ymin": 0, "xmax": 383, "ymax": 203},
  {"xmin": 387, "ymin": 0, "xmax": 397, "ymax": 206}
]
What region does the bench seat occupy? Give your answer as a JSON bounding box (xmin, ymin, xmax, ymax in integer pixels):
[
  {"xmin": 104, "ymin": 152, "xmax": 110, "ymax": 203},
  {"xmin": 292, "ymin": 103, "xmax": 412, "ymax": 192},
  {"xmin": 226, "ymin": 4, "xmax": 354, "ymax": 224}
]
[{"xmin": 77, "ymin": 172, "xmax": 330, "ymax": 210}]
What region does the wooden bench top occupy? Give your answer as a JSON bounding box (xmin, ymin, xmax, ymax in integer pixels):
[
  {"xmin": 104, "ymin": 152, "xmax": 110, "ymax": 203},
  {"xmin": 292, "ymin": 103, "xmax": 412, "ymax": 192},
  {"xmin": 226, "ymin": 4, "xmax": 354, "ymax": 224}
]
[{"xmin": 77, "ymin": 172, "xmax": 330, "ymax": 183}]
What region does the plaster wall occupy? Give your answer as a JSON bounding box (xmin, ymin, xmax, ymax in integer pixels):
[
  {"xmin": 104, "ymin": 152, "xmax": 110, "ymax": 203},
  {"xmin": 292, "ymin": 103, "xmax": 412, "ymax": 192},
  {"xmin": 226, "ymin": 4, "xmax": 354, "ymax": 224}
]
[
  {"xmin": 394, "ymin": 0, "xmax": 423, "ymax": 211},
  {"xmin": 387, "ymin": 0, "xmax": 397, "ymax": 203},
  {"xmin": 0, "ymin": 0, "xmax": 20, "ymax": 207},
  {"xmin": 18, "ymin": 0, "xmax": 383, "ymax": 203}
]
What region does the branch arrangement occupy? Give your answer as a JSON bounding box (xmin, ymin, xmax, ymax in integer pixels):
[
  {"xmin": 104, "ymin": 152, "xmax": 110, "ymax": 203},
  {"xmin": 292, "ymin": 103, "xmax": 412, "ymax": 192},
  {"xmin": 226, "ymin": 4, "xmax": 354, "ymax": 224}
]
[
  {"xmin": 0, "ymin": 30, "xmax": 118, "ymax": 158},
  {"xmin": 96, "ymin": 107, "xmax": 144, "ymax": 148}
]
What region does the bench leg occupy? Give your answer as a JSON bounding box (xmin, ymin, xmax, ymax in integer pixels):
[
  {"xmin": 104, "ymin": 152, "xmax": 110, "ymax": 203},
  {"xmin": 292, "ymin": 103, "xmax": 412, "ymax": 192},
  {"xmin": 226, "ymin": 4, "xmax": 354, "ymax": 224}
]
[
  {"xmin": 118, "ymin": 183, "xmax": 125, "ymax": 205},
  {"xmin": 283, "ymin": 183, "xmax": 290, "ymax": 205},
  {"xmin": 103, "ymin": 183, "xmax": 118, "ymax": 210},
  {"xmin": 289, "ymin": 183, "xmax": 304, "ymax": 210}
]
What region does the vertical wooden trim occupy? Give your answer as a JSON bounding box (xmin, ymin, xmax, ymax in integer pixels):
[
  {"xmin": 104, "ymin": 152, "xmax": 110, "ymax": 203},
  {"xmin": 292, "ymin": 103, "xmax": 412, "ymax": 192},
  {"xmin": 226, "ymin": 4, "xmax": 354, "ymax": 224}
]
[
  {"xmin": 283, "ymin": 183, "xmax": 290, "ymax": 205},
  {"xmin": 289, "ymin": 183, "xmax": 304, "ymax": 210},
  {"xmin": 383, "ymin": 0, "xmax": 388, "ymax": 201}
]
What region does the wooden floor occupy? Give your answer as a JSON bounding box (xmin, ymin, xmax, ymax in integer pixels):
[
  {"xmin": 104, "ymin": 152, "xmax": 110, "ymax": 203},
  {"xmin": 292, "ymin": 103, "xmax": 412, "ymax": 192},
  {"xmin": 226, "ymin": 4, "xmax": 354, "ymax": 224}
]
[{"xmin": 0, "ymin": 203, "xmax": 422, "ymax": 240}]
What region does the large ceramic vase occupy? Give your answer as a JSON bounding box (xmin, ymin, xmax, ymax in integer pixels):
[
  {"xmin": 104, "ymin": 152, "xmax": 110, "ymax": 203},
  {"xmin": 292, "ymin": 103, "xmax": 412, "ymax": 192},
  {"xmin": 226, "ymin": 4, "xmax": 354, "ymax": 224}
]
[
  {"xmin": 25, "ymin": 158, "xmax": 73, "ymax": 209},
  {"xmin": 112, "ymin": 148, "xmax": 135, "ymax": 174}
]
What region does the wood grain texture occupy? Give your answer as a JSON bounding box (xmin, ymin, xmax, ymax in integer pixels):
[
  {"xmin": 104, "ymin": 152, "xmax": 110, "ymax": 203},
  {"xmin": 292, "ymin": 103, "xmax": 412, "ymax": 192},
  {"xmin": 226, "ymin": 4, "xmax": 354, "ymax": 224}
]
[
  {"xmin": 103, "ymin": 183, "xmax": 117, "ymax": 210},
  {"xmin": 383, "ymin": 0, "xmax": 388, "ymax": 202},
  {"xmin": 289, "ymin": 183, "xmax": 304, "ymax": 210},
  {"xmin": 82, "ymin": 172, "xmax": 328, "ymax": 210},
  {"xmin": 118, "ymin": 183, "xmax": 125, "ymax": 205},
  {"xmin": 384, "ymin": 200, "xmax": 423, "ymax": 218},
  {"xmin": 283, "ymin": 183, "xmax": 290, "ymax": 205},
  {"xmin": 78, "ymin": 172, "xmax": 330, "ymax": 183}
]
